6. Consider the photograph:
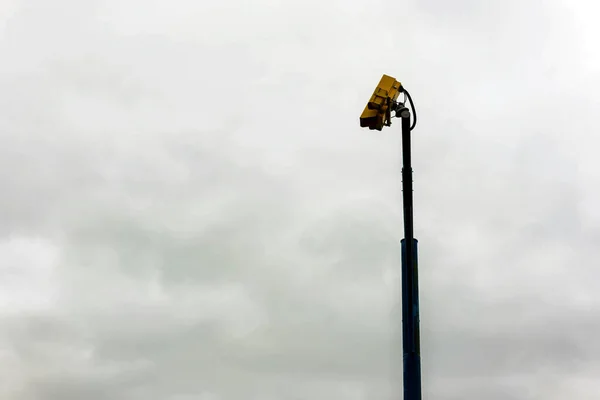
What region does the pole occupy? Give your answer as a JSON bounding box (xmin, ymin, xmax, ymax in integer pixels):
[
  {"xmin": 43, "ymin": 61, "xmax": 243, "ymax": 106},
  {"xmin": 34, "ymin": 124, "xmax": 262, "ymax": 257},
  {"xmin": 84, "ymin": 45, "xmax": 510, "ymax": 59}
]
[{"xmin": 400, "ymin": 108, "xmax": 421, "ymax": 400}]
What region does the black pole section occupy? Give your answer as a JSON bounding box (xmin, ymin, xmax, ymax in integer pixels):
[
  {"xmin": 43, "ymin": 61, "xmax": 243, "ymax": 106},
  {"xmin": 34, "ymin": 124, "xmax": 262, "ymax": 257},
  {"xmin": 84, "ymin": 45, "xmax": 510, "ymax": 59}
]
[{"xmin": 400, "ymin": 109, "xmax": 421, "ymax": 400}]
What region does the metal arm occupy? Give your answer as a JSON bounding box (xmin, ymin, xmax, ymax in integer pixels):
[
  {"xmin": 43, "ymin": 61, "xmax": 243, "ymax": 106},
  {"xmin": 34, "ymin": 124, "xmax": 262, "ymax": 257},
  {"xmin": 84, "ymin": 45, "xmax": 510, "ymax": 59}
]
[{"xmin": 400, "ymin": 107, "xmax": 421, "ymax": 400}]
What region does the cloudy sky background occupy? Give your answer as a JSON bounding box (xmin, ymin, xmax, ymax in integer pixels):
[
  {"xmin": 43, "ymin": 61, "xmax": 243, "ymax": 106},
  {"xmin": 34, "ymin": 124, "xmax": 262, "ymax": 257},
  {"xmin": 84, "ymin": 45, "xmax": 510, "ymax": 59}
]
[{"xmin": 2, "ymin": 0, "xmax": 600, "ymax": 398}]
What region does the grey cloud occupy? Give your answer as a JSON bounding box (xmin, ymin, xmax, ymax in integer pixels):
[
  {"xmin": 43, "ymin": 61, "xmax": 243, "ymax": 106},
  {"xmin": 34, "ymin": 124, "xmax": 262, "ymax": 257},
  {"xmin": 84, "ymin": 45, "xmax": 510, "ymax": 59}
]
[{"xmin": 2, "ymin": 0, "xmax": 600, "ymax": 399}]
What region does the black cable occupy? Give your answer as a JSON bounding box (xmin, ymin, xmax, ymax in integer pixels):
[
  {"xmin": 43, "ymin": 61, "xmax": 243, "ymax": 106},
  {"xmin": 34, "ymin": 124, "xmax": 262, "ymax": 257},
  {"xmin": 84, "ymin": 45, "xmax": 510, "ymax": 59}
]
[{"xmin": 404, "ymin": 89, "xmax": 417, "ymax": 131}]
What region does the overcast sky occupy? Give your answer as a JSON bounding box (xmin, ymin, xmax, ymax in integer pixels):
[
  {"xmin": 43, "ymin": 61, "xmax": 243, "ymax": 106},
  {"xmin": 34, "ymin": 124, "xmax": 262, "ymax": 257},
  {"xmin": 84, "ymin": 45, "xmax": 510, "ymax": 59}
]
[{"xmin": 1, "ymin": 0, "xmax": 600, "ymax": 399}]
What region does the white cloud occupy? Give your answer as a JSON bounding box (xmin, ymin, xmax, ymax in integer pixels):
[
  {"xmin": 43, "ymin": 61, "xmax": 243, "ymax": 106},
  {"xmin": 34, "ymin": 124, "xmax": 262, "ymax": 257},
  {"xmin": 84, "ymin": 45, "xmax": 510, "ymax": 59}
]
[{"xmin": 0, "ymin": 236, "xmax": 60, "ymax": 314}]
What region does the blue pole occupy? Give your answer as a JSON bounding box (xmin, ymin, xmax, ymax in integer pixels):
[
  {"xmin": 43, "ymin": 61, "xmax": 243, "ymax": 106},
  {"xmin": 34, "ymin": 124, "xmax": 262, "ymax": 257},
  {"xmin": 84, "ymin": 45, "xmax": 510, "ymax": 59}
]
[{"xmin": 401, "ymin": 238, "xmax": 421, "ymax": 400}]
